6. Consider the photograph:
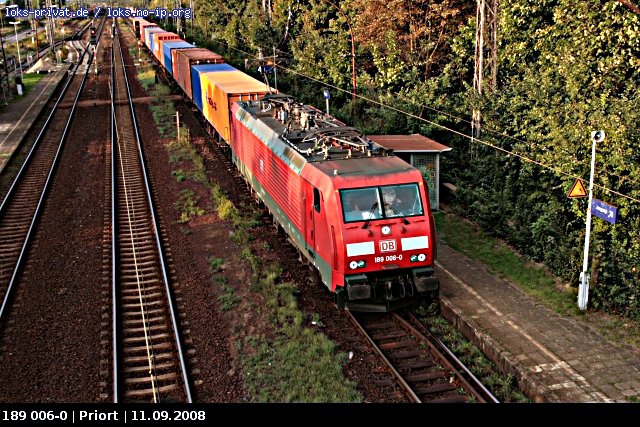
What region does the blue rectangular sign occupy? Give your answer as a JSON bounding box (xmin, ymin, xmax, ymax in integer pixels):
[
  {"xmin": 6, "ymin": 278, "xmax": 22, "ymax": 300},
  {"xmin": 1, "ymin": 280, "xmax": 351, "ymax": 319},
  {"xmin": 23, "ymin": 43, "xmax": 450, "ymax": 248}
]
[
  {"xmin": 258, "ymin": 65, "xmax": 275, "ymax": 74},
  {"xmin": 591, "ymin": 199, "xmax": 618, "ymax": 224}
]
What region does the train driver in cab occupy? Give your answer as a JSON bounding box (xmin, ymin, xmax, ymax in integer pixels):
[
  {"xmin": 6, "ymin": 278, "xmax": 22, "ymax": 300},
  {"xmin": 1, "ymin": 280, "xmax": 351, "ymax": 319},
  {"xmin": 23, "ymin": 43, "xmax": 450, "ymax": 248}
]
[
  {"xmin": 382, "ymin": 187, "xmax": 404, "ymax": 214},
  {"xmin": 343, "ymin": 194, "xmax": 364, "ymax": 222}
]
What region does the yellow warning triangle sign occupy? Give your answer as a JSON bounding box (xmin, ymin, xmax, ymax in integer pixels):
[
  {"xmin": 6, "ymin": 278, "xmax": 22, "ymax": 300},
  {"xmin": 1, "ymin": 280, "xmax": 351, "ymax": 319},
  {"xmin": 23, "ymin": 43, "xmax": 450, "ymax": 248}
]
[{"xmin": 568, "ymin": 179, "xmax": 587, "ymax": 198}]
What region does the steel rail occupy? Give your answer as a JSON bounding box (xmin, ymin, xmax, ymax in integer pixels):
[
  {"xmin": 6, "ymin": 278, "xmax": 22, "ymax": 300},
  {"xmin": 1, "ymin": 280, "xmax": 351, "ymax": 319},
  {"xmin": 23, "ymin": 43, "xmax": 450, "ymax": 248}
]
[
  {"xmin": 110, "ymin": 27, "xmax": 119, "ymax": 403},
  {"xmin": 10, "ymin": 20, "xmax": 94, "ymax": 78},
  {"xmin": 0, "ymin": 18, "xmax": 103, "ymax": 321},
  {"xmin": 347, "ymin": 310, "xmax": 495, "ymax": 403},
  {"xmin": 114, "ymin": 21, "xmax": 192, "ymax": 403},
  {"xmin": 344, "ymin": 310, "xmax": 421, "ymax": 402},
  {"xmin": 113, "ymin": 34, "xmax": 160, "ymax": 402},
  {"xmin": 404, "ymin": 311, "xmax": 499, "ymax": 403},
  {"xmin": 392, "ymin": 312, "xmax": 489, "ymax": 403}
]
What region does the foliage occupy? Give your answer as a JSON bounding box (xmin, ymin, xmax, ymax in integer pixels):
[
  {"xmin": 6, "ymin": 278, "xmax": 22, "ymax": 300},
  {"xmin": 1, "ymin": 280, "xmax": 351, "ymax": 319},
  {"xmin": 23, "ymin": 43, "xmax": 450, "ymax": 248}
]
[
  {"xmin": 476, "ymin": 0, "xmax": 640, "ymax": 318},
  {"xmin": 175, "ymin": 189, "xmax": 206, "ymax": 223},
  {"xmin": 171, "ymin": 169, "xmax": 186, "ymax": 182},
  {"xmin": 208, "ymin": 256, "xmax": 225, "ymax": 273}
]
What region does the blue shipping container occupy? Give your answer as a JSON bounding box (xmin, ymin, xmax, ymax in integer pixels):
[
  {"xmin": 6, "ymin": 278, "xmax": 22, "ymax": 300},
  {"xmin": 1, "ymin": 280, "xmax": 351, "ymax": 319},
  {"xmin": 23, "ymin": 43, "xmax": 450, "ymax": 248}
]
[
  {"xmin": 191, "ymin": 63, "xmax": 237, "ymax": 112},
  {"xmin": 162, "ymin": 41, "xmax": 194, "ymax": 75}
]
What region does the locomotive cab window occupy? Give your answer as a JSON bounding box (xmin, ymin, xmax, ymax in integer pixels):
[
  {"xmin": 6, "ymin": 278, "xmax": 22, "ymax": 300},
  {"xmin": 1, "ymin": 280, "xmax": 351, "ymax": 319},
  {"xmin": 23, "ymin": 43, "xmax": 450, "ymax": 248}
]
[
  {"xmin": 341, "ymin": 184, "xmax": 423, "ymax": 223},
  {"xmin": 381, "ymin": 183, "xmax": 423, "ymax": 218},
  {"xmin": 340, "ymin": 188, "xmax": 382, "ymax": 223}
]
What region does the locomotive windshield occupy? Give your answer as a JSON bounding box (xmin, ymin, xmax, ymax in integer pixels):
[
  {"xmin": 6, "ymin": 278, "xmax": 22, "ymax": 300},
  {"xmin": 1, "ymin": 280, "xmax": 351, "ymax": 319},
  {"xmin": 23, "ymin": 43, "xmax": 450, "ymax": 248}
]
[{"xmin": 341, "ymin": 183, "xmax": 424, "ymax": 223}]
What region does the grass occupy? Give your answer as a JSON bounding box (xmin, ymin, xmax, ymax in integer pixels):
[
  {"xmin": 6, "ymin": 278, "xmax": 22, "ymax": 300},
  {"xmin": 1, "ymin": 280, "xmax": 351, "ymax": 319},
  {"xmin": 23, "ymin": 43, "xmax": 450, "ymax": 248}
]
[
  {"xmin": 166, "ymin": 128, "xmax": 210, "ymax": 186},
  {"xmin": 240, "ymin": 265, "xmax": 361, "ymax": 402},
  {"xmin": 433, "ymin": 210, "xmax": 640, "ymax": 400},
  {"xmin": 132, "ymin": 54, "xmax": 175, "ymax": 138},
  {"xmin": 136, "ymin": 67, "xmax": 156, "ymax": 91},
  {"xmin": 174, "ymin": 189, "xmax": 205, "ymax": 224},
  {"xmin": 217, "ymin": 279, "xmax": 239, "ymax": 311},
  {"xmin": 1, "ymin": 72, "xmax": 45, "ymax": 107},
  {"xmin": 209, "ymin": 184, "xmax": 361, "ymax": 402},
  {"xmin": 166, "ymin": 137, "xmax": 195, "ymax": 164},
  {"xmin": 435, "ymin": 211, "xmax": 581, "ymax": 317},
  {"xmin": 208, "ymin": 256, "xmax": 224, "ymax": 273},
  {"xmin": 187, "ymin": 153, "xmax": 208, "ymax": 184},
  {"xmin": 582, "ymin": 313, "xmax": 640, "ymax": 351},
  {"xmin": 149, "ymin": 98, "xmax": 176, "ymax": 138},
  {"xmin": 242, "ymin": 330, "xmax": 361, "ymax": 402},
  {"xmin": 171, "ymin": 169, "xmax": 186, "ymax": 182},
  {"xmin": 20, "ymin": 73, "xmax": 45, "ymax": 95},
  {"xmin": 208, "ymin": 256, "xmax": 239, "ymax": 311},
  {"xmin": 261, "ymin": 241, "xmax": 272, "ymax": 251}
]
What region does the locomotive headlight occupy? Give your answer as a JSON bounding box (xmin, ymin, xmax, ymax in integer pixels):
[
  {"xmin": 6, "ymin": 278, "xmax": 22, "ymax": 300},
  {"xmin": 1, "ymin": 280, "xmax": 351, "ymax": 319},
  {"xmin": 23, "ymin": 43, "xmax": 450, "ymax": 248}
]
[
  {"xmin": 349, "ymin": 260, "xmax": 366, "ymax": 269},
  {"xmin": 381, "ymin": 226, "xmax": 391, "ymax": 235},
  {"xmin": 410, "ymin": 254, "xmax": 427, "ymax": 262}
]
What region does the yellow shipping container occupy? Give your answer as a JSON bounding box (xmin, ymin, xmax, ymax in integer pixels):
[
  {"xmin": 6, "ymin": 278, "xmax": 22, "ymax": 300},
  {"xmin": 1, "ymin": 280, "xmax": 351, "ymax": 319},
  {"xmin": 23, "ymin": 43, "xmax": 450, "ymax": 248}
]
[{"xmin": 199, "ymin": 70, "xmax": 275, "ymax": 143}]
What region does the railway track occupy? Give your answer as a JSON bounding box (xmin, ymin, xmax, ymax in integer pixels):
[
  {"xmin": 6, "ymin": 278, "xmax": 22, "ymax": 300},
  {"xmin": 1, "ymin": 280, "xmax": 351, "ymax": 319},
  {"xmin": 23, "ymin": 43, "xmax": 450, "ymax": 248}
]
[
  {"xmin": 109, "ymin": 23, "xmax": 192, "ymax": 403},
  {"xmin": 0, "ymin": 21, "xmax": 101, "ymax": 322},
  {"xmin": 347, "ymin": 310, "xmax": 499, "ymax": 403}
]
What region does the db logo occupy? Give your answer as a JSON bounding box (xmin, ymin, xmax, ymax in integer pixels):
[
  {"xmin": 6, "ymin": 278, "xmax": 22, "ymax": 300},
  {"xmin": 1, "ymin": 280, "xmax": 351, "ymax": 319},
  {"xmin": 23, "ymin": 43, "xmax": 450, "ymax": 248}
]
[
  {"xmin": 207, "ymin": 96, "xmax": 217, "ymax": 110},
  {"xmin": 379, "ymin": 239, "xmax": 396, "ymax": 253}
]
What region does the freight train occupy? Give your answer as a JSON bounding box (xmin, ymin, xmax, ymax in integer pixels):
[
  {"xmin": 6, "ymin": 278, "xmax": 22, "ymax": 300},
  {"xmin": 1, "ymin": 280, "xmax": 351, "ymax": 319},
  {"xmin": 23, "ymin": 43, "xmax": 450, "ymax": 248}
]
[{"xmin": 126, "ymin": 16, "xmax": 439, "ymax": 312}]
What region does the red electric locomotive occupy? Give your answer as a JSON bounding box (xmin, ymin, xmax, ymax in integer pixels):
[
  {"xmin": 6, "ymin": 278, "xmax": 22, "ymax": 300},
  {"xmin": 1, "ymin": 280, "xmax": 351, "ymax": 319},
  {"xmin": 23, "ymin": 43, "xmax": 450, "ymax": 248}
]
[{"xmin": 230, "ymin": 94, "xmax": 439, "ymax": 311}]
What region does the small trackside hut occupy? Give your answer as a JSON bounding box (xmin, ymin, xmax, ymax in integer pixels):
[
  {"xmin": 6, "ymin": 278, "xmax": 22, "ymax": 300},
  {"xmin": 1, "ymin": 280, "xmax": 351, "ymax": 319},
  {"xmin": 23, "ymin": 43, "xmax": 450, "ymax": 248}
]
[{"xmin": 367, "ymin": 134, "xmax": 452, "ymax": 211}]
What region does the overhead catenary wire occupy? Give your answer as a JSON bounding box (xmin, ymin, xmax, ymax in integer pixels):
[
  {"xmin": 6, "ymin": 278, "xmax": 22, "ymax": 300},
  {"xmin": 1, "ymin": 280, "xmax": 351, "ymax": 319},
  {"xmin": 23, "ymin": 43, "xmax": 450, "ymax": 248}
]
[
  {"xmin": 265, "ymin": 38, "xmax": 640, "ymax": 190},
  {"xmin": 209, "ymin": 37, "xmax": 640, "ymax": 206}
]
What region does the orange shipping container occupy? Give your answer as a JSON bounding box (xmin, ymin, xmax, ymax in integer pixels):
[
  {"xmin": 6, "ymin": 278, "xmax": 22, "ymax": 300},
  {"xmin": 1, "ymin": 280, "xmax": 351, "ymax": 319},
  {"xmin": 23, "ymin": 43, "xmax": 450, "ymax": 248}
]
[{"xmin": 199, "ymin": 71, "xmax": 275, "ymax": 143}]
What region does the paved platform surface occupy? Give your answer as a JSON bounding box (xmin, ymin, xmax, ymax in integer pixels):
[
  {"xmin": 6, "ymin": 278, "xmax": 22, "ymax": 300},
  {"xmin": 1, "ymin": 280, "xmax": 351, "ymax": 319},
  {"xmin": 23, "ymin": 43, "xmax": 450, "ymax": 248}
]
[
  {"xmin": 436, "ymin": 243, "xmax": 640, "ymax": 402},
  {"xmin": 0, "ymin": 65, "xmax": 70, "ymax": 173}
]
